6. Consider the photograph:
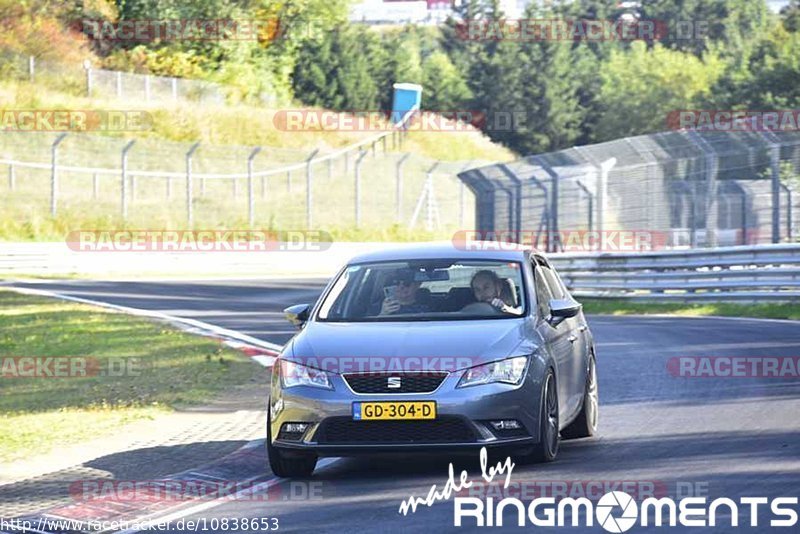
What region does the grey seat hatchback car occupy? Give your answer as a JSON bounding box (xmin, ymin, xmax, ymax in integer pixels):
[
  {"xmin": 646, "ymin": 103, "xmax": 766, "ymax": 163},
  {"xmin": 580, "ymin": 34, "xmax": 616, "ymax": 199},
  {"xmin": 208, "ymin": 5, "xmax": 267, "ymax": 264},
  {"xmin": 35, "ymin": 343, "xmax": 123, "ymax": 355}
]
[{"xmin": 268, "ymin": 242, "xmax": 598, "ymax": 477}]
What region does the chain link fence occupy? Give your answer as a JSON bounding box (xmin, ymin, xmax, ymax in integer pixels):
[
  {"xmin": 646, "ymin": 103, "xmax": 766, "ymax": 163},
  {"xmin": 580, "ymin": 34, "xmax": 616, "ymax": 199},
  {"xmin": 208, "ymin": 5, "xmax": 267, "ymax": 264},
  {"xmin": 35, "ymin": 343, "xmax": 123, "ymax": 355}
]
[
  {"xmin": 1, "ymin": 53, "xmax": 277, "ymax": 106},
  {"xmin": 0, "ymin": 127, "xmax": 482, "ymax": 235},
  {"xmin": 459, "ymin": 130, "xmax": 800, "ymax": 251}
]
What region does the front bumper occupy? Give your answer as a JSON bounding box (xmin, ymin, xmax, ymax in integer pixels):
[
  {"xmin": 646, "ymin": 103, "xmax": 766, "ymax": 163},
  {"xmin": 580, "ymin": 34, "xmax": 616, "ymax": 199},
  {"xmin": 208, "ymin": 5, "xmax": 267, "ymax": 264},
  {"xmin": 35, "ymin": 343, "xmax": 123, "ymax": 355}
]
[{"xmin": 268, "ymin": 369, "xmax": 543, "ymax": 457}]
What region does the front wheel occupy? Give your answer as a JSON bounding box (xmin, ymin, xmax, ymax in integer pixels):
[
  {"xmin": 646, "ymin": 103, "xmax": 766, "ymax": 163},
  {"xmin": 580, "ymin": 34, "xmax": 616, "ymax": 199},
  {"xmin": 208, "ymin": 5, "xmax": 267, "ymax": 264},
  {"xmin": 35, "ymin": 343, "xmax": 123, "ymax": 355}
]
[
  {"xmin": 527, "ymin": 369, "xmax": 559, "ymax": 463},
  {"xmin": 267, "ymin": 407, "xmax": 317, "ymax": 478},
  {"xmin": 562, "ymin": 355, "xmax": 599, "ymax": 439}
]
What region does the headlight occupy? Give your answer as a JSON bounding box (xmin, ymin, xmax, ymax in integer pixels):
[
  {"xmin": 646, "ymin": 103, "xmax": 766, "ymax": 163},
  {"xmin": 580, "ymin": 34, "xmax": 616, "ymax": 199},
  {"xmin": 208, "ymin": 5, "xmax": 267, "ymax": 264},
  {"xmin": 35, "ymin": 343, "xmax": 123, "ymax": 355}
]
[
  {"xmin": 280, "ymin": 360, "xmax": 333, "ymax": 390},
  {"xmin": 457, "ymin": 356, "xmax": 529, "ymax": 388}
]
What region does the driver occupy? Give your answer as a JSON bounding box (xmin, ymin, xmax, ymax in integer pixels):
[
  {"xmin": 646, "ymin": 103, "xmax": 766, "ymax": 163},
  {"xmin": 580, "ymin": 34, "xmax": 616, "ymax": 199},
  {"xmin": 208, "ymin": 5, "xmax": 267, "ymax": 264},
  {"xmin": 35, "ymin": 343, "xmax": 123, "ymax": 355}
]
[
  {"xmin": 469, "ymin": 270, "xmax": 522, "ymax": 315},
  {"xmin": 379, "ymin": 268, "xmax": 432, "ymax": 315}
]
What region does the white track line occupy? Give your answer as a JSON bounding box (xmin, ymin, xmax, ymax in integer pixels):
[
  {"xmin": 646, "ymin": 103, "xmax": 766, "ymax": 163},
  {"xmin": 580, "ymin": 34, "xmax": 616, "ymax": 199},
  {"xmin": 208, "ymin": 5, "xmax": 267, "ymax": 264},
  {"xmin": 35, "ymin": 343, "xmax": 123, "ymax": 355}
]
[
  {"xmin": 4, "ymin": 286, "xmax": 282, "ymax": 366},
  {"xmin": 114, "ymin": 458, "xmax": 339, "ymax": 534}
]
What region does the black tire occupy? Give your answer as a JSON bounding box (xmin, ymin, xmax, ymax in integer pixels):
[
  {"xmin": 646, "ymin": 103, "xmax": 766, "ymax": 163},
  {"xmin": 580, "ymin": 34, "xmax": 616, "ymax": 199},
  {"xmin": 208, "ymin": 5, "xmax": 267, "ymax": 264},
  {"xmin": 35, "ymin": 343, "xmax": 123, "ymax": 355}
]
[
  {"xmin": 562, "ymin": 355, "xmax": 599, "ymax": 439},
  {"xmin": 528, "ymin": 369, "xmax": 559, "ymax": 463},
  {"xmin": 267, "ymin": 407, "xmax": 317, "ymax": 478}
]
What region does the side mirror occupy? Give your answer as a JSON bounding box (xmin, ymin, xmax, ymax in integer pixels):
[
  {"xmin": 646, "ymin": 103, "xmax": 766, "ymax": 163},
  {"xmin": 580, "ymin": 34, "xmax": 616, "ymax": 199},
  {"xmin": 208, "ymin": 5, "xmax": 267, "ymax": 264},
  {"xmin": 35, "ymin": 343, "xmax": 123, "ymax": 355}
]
[
  {"xmin": 547, "ymin": 299, "xmax": 581, "ymax": 327},
  {"xmin": 284, "ymin": 303, "xmax": 310, "ymax": 328}
]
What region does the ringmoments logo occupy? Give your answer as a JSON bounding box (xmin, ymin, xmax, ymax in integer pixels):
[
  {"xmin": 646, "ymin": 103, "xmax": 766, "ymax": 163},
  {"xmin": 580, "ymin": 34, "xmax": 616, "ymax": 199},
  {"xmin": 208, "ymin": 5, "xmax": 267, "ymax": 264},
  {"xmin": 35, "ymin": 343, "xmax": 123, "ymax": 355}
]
[{"xmin": 453, "ymin": 492, "xmax": 799, "ymax": 529}]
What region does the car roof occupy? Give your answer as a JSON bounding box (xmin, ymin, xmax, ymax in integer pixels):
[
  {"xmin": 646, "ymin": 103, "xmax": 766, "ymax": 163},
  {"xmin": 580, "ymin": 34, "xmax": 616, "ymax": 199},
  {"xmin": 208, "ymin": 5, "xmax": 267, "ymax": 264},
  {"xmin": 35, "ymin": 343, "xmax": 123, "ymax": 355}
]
[{"xmin": 347, "ymin": 241, "xmax": 540, "ymax": 264}]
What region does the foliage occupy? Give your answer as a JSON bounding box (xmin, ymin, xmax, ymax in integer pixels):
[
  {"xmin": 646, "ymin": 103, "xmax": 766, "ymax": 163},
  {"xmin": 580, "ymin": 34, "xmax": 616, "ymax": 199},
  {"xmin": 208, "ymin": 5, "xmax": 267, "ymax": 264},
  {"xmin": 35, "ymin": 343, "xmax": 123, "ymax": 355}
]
[{"xmin": 595, "ymin": 42, "xmax": 725, "ymax": 141}]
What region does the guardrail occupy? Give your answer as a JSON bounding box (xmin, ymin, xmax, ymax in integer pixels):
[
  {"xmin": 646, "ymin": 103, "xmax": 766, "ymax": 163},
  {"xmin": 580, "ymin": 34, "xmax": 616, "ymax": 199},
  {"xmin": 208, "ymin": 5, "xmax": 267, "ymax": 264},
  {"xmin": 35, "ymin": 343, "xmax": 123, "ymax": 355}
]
[
  {"xmin": 3, "ymin": 242, "xmax": 799, "ymax": 301},
  {"xmin": 548, "ymin": 244, "xmax": 800, "ymax": 301}
]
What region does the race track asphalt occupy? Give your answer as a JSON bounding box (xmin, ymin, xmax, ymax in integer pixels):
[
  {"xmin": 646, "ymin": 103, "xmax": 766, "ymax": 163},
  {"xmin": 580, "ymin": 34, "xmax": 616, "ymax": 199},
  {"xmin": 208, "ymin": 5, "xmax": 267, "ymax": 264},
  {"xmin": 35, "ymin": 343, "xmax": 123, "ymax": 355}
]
[{"xmin": 5, "ymin": 279, "xmax": 800, "ymax": 533}]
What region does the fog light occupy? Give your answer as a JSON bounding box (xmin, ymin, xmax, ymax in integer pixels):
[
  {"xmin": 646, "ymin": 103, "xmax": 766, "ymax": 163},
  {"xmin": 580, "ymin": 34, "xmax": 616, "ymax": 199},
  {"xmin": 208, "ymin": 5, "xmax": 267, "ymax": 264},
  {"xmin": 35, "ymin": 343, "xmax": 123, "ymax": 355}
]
[
  {"xmin": 489, "ymin": 420, "xmax": 521, "ymax": 430},
  {"xmin": 278, "ymin": 422, "xmax": 310, "ymax": 440}
]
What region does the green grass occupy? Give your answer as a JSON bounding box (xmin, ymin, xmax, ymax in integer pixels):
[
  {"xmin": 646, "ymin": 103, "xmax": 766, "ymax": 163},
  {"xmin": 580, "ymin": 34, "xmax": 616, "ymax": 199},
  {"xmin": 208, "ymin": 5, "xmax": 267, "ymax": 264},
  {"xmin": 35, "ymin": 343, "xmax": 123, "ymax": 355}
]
[
  {"xmin": 0, "ymin": 290, "xmax": 270, "ymax": 462},
  {"xmin": 581, "ymin": 298, "xmax": 800, "ymax": 321},
  {"xmin": 0, "ymin": 76, "xmax": 514, "ymax": 242}
]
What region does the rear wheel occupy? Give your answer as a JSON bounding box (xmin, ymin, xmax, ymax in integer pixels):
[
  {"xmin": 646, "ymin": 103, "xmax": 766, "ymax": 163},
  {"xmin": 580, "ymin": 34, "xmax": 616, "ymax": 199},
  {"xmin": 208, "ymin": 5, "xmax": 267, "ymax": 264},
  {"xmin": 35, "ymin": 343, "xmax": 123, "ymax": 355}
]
[
  {"xmin": 267, "ymin": 407, "xmax": 317, "ymax": 478},
  {"xmin": 562, "ymin": 355, "xmax": 599, "ymax": 439},
  {"xmin": 528, "ymin": 370, "xmax": 559, "ymax": 463}
]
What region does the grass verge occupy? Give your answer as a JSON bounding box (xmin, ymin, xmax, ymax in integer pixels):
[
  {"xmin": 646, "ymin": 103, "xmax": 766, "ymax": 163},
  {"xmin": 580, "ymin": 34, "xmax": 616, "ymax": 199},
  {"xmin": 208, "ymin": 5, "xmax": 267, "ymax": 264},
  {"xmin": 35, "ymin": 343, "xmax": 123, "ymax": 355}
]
[
  {"xmin": 0, "ymin": 289, "xmax": 269, "ymax": 462},
  {"xmin": 581, "ymin": 299, "xmax": 800, "ymax": 321}
]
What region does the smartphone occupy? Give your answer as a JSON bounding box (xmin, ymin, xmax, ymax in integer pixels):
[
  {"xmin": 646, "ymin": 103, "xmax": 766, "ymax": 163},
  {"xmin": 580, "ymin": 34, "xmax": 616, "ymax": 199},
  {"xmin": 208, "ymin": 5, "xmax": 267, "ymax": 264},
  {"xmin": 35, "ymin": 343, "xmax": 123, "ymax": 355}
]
[{"xmin": 383, "ymin": 285, "xmax": 397, "ymax": 300}]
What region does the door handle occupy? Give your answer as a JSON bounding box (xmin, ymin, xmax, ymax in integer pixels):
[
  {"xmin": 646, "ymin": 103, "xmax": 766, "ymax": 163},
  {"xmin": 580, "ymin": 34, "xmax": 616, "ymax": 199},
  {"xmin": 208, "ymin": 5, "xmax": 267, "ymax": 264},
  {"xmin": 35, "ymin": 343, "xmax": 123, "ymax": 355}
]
[{"xmin": 568, "ymin": 335, "xmax": 578, "ymax": 343}]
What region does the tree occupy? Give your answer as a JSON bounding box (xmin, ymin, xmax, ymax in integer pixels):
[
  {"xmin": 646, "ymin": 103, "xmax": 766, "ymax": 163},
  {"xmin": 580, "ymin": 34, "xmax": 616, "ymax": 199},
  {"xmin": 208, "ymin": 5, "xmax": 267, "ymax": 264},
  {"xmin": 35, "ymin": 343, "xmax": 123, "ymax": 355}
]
[
  {"xmin": 595, "ymin": 42, "xmax": 724, "ymax": 141},
  {"xmin": 421, "ymin": 51, "xmax": 472, "ymax": 111},
  {"xmin": 640, "ymin": 0, "xmax": 771, "ymax": 58},
  {"xmin": 292, "ymin": 25, "xmax": 380, "ymax": 110},
  {"xmin": 781, "ymin": 0, "xmax": 800, "ymax": 32}
]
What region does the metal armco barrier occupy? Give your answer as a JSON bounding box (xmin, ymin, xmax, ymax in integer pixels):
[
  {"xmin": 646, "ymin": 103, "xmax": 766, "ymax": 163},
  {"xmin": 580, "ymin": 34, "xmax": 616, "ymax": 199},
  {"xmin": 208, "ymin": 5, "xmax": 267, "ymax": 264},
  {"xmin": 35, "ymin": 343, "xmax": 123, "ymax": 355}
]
[{"xmin": 548, "ymin": 244, "xmax": 800, "ymax": 301}]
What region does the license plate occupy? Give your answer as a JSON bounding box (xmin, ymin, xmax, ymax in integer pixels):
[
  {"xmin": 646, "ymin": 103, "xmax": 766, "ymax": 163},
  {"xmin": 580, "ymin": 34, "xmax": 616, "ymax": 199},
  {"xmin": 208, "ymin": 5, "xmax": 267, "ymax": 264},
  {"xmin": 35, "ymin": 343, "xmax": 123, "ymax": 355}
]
[{"xmin": 352, "ymin": 401, "xmax": 436, "ymax": 421}]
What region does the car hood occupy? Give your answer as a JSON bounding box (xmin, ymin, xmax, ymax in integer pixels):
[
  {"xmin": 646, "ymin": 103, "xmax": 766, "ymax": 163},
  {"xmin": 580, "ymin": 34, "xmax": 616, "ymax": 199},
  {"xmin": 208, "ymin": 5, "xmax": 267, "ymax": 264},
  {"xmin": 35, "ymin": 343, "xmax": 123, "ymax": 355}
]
[{"xmin": 284, "ymin": 319, "xmax": 538, "ymax": 373}]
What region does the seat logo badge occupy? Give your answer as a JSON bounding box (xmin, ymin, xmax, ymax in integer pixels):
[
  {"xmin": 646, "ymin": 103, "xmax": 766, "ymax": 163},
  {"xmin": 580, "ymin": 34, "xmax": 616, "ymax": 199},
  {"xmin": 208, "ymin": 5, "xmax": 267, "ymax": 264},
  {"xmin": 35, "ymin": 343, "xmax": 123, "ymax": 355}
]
[{"xmin": 387, "ymin": 376, "xmax": 402, "ymax": 389}]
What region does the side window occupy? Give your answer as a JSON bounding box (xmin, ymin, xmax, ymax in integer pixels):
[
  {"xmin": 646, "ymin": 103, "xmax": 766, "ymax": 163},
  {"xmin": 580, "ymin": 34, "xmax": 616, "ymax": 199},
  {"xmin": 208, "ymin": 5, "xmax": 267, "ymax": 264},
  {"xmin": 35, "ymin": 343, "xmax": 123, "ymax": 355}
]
[
  {"xmin": 540, "ymin": 258, "xmax": 572, "ymax": 300},
  {"xmin": 541, "ymin": 266, "xmax": 566, "ymax": 300},
  {"xmin": 532, "ymin": 262, "xmax": 554, "ymax": 319}
]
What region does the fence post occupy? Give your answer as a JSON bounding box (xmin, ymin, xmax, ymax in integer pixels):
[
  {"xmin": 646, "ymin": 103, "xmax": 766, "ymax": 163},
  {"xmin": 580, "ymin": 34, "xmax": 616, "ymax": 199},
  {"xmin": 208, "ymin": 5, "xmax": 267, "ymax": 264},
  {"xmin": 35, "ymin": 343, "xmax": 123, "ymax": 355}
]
[
  {"xmin": 531, "ymin": 156, "xmax": 560, "ymax": 252},
  {"xmin": 354, "ymin": 150, "xmax": 368, "ymax": 227},
  {"xmin": 171, "ymin": 78, "xmax": 178, "ymax": 101},
  {"xmin": 185, "ymin": 142, "xmax": 200, "ymax": 226},
  {"xmin": 500, "ymin": 163, "xmax": 549, "ymax": 249},
  {"xmin": 83, "ymin": 62, "xmax": 93, "ymax": 97},
  {"xmin": 575, "ymin": 180, "xmax": 594, "ymax": 234},
  {"xmin": 574, "ymin": 146, "xmax": 615, "ymax": 245},
  {"xmin": 121, "ymin": 140, "xmax": 136, "ymax": 219},
  {"xmin": 779, "ymin": 182, "xmax": 793, "ymax": 241},
  {"xmin": 116, "ymin": 72, "xmax": 122, "ymax": 98},
  {"xmin": 8, "ymin": 163, "xmax": 15, "ymax": 190},
  {"xmin": 247, "ymin": 147, "xmax": 262, "ymax": 228},
  {"xmin": 50, "ymin": 133, "xmax": 68, "ymax": 217},
  {"xmin": 28, "ymin": 56, "xmax": 35, "ymax": 83},
  {"xmin": 459, "ymin": 161, "xmax": 475, "ymax": 227},
  {"xmin": 759, "ymin": 130, "xmax": 783, "ymax": 243},
  {"xmin": 306, "ymin": 149, "xmax": 320, "ymax": 229},
  {"xmin": 409, "ymin": 162, "xmax": 442, "ymax": 231},
  {"xmin": 687, "ymin": 131, "xmax": 719, "ymax": 247},
  {"xmin": 396, "ymin": 153, "xmax": 411, "ymax": 222}
]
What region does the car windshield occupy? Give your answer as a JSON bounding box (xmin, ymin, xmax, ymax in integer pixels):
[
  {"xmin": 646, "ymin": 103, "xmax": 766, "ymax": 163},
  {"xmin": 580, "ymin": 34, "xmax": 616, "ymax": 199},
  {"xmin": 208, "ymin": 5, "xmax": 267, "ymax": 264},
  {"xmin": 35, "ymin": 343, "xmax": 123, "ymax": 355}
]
[{"xmin": 316, "ymin": 260, "xmax": 526, "ymax": 322}]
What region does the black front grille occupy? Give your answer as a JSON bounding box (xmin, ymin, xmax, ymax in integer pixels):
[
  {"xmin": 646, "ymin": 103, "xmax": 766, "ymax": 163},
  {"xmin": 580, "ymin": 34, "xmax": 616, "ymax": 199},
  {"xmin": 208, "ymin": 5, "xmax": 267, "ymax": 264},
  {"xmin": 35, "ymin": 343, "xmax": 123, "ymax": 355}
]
[
  {"xmin": 342, "ymin": 372, "xmax": 447, "ymax": 394},
  {"xmin": 314, "ymin": 417, "xmax": 478, "ymax": 445}
]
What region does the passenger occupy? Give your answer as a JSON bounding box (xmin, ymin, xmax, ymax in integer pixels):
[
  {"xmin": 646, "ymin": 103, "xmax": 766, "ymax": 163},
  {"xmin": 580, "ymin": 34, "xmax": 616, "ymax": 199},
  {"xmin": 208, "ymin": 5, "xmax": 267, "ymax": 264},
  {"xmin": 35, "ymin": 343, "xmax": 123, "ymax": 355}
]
[
  {"xmin": 469, "ymin": 270, "xmax": 522, "ymax": 315},
  {"xmin": 379, "ymin": 268, "xmax": 432, "ymax": 315}
]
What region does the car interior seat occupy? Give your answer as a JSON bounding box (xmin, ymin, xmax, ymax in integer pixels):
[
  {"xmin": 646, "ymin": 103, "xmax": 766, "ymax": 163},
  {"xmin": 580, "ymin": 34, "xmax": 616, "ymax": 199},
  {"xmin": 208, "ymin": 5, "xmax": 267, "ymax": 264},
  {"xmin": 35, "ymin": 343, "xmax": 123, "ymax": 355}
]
[{"xmin": 500, "ymin": 278, "xmax": 518, "ymax": 307}]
